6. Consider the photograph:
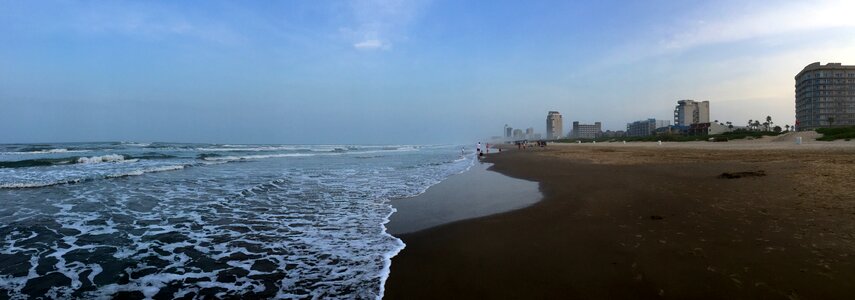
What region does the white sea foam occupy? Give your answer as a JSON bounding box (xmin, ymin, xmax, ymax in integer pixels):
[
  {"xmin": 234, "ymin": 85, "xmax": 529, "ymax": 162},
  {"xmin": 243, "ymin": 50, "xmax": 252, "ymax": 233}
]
[
  {"xmin": 0, "ymin": 144, "xmax": 475, "ymax": 298},
  {"xmin": 77, "ymin": 154, "xmax": 126, "ymax": 164},
  {"xmin": 378, "ymin": 206, "xmax": 405, "ymax": 300}
]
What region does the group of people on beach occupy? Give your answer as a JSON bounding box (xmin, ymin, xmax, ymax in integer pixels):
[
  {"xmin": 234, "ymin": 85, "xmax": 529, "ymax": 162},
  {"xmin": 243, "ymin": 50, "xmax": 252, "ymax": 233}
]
[
  {"xmin": 476, "ymin": 142, "xmax": 489, "ymax": 158},
  {"xmin": 515, "ymin": 140, "xmax": 547, "ymax": 149},
  {"xmin": 465, "ymin": 140, "xmax": 548, "ymax": 158},
  {"xmin": 464, "ymin": 142, "xmax": 490, "ymax": 159}
]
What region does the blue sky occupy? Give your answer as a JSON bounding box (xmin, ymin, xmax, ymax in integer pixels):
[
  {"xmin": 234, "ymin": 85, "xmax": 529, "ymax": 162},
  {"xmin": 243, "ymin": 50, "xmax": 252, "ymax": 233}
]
[{"xmin": 2, "ymin": 0, "xmax": 855, "ymax": 144}]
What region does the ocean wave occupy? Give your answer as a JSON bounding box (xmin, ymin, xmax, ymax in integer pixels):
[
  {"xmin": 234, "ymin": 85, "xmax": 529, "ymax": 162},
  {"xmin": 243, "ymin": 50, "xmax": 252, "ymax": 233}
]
[
  {"xmin": 77, "ymin": 154, "xmax": 128, "ymax": 164},
  {"xmin": 197, "ymin": 146, "xmax": 313, "ymax": 152},
  {"xmin": 200, "ymin": 153, "xmax": 317, "ymax": 161},
  {"xmin": 105, "ymin": 165, "xmax": 186, "ymax": 178},
  {"xmin": 0, "ymin": 178, "xmax": 89, "ymax": 189},
  {"xmin": 1, "ymin": 148, "xmax": 91, "ymax": 155},
  {"xmin": 197, "ymin": 146, "xmax": 352, "ymax": 153},
  {"xmin": 127, "ymin": 152, "xmax": 178, "ymax": 160},
  {"xmin": 0, "ymin": 153, "xmax": 177, "ymax": 169},
  {"xmin": 0, "ymin": 158, "xmax": 77, "ymax": 169},
  {"xmin": 0, "ymin": 164, "xmax": 191, "ymax": 189}
]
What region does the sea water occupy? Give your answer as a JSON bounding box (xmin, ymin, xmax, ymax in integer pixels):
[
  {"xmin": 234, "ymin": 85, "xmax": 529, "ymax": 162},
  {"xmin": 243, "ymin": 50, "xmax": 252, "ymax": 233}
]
[{"xmin": 0, "ymin": 142, "xmax": 474, "ymax": 299}]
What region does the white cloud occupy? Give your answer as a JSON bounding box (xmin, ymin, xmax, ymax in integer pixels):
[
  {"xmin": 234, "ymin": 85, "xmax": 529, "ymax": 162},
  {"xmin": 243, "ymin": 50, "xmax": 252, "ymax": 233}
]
[
  {"xmin": 602, "ymin": 0, "xmax": 855, "ymax": 66},
  {"xmin": 344, "ymin": 0, "xmax": 428, "ymax": 50},
  {"xmin": 353, "ymin": 38, "xmax": 389, "ymax": 50},
  {"xmin": 661, "ymin": 0, "xmax": 855, "ymax": 51}
]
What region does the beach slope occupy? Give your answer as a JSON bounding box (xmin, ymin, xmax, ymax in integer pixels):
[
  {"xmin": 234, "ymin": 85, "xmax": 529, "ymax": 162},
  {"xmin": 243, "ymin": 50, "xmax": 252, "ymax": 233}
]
[{"xmin": 386, "ymin": 143, "xmax": 855, "ymax": 299}]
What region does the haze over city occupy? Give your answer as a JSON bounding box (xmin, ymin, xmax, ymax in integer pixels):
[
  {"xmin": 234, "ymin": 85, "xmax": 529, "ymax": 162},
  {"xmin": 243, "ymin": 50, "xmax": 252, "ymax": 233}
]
[{"xmin": 2, "ymin": 0, "xmax": 855, "ymax": 144}]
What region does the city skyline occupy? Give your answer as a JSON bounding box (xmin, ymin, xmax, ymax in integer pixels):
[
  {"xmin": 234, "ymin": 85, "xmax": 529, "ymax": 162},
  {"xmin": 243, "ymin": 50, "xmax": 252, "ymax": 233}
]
[{"xmin": 2, "ymin": 1, "xmax": 855, "ymax": 144}]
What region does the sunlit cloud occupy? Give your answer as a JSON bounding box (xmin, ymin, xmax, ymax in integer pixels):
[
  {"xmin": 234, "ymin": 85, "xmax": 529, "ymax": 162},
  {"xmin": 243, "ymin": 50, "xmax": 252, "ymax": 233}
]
[
  {"xmin": 602, "ymin": 0, "xmax": 855, "ymax": 66},
  {"xmin": 661, "ymin": 0, "xmax": 855, "ymax": 51}
]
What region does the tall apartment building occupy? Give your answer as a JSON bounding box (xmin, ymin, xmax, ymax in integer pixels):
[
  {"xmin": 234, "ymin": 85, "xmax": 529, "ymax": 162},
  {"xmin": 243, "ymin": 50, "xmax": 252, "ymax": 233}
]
[
  {"xmin": 504, "ymin": 125, "xmax": 513, "ymax": 138},
  {"xmin": 525, "ymin": 127, "xmax": 534, "ymax": 139},
  {"xmin": 571, "ymin": 121, "xmax": 602, "ymax": 139},
  {"xmin": 512, "ymin": 128, "xmax": 524, "ymax": 139},
  {"xmin": 674, "ymin": 100, "xmax": 710, "ymax": 126},
  {"xmin": 795, "ymin": 62, "xmax": 855, "ymax": 130},
  {"xmin": 626, "ymin": 119, "xmax": 670, "ymax": 137},
  {"xmin": 546, "ymin": 111, "xmax": 563, "ymax": 140}
]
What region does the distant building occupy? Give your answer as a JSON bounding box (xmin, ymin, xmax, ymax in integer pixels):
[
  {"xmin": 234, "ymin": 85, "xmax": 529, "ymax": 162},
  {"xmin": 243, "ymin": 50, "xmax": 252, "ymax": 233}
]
[
  {"xmin": 602, "ymin": 130, "xmax": 625, "ymax": 138},
  {"xmin": 525, "ymin": 127, "xmax": 534, "ymax": 139},
  {"xmin": 571, "ymin": 121, "xmax": 602, "ymax": 139},
  {"xmin": 512, "ymin": 128, "xmax": 524, "ymax": 139},
  {"xmin": 504, "ymin": 125, "xmax": 513, "ymax": 138},
  {"xmin": 674, "ymin": 100, "xmax": 710, "ymax": 126},
  {"xmin": 626, "ymin": 119, "xmax": 670, "ymax": 137},
  {"xmin": 795, "ymin": 62, "xmax": 855, "ymax": 130},
  {"xmin": 546, "ymin": 111, "xmax": 563, "ymax": 140},
  {"xmin": 687, "ymin": 122, "xmax": 731, "ymax": 135}
]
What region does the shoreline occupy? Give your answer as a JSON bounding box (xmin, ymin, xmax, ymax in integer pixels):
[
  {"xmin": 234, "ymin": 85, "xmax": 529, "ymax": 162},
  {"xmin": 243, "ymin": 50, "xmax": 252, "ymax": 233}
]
[
  {"xmin": 386, "ymin": 161, "xmax": 541, "ymax": 235},
  {"xmin": 381, "ymin": 159, "xmax": 541, "ymax": 299},
  {"xmin": 385, "ymin": 143, "xmax": 855, "ymax": 299}
]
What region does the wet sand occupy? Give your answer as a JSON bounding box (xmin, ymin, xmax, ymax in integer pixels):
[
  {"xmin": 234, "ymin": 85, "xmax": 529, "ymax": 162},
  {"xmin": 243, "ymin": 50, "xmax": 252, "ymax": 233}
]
[
  {"xmin": 387, "ymin": 162, "xmax": 540, "ymax": 235},
  {"xmin": 385, "ymin": 141, "xmax": 855, "ymax": 299}
]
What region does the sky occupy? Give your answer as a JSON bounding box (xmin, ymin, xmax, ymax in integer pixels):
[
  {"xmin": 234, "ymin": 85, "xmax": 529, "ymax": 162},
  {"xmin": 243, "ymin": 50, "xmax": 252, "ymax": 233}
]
[{"xmin": 2, "ymin": 0, "xmax": 855, "ymax": 144}]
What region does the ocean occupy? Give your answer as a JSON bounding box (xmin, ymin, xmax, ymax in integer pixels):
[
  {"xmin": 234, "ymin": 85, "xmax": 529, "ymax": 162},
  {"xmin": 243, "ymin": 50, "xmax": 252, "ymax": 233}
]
[{"xmin": 0, "ymin": 142, "xmax": 474, "ymax": 299}]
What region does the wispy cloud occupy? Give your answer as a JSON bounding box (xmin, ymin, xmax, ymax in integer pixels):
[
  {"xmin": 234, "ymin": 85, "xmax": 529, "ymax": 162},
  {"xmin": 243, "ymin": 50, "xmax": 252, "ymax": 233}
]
[
  {"xmin": 602, "ymin": 0, "xmax": 855, "ymax": 66},
  {"xmin": 343, "ymin": 0, "xmax": 428, "ymax": 51},
  {"xmin": 70, "ymin": 3, "xmax": 245, "ymax": 45},
  {"xmin": 660, "ymin": 0, "xmax": 855, "ymax": 51},
  {"xmin": 353, "ymin": 38, "xmax": 388, "ymax": 50}
]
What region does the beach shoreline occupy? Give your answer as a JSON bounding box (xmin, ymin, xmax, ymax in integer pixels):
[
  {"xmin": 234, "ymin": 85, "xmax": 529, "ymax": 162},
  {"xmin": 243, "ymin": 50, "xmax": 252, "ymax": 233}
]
[
  {"xmin": 387, "ymin": 162, "xmax": 541, "ymax": 235},
  {"xmin": 385, "ymin": 140, "xmax": 855, "ymax": 299}
]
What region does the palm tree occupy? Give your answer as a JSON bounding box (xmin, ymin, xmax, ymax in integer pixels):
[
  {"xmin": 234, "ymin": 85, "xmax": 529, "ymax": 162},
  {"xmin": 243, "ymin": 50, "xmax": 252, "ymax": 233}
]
[
  {"xmin": 766, "ymin": 116, "xmax": 773, "ymax": 131},
  {"xmin": 785, "ymin": 124, "xmax": 790, "ymax": 132},
  {"xmin": 748, "ymin": 119, "xmax": 753, "ymax": 130}
]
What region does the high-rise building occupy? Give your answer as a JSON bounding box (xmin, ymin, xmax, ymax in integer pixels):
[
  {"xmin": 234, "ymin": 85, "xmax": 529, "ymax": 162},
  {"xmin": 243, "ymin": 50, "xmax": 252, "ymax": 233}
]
[
  {"xmin": 674, "ymin": 100, "xmax": 710, "ymax": 126},
  {"xmin": 795, "ymin": 62, "xmax": 855, "ymax": 130},
  {"xmin": 626, "ymin": 119, "xmax": 670, "ymax": 137},
  {"xmin": 546, "ymin": 111, "xmax": 563, "ymax": 140},
  {"xmin": 504, "ymin": 125, "xmax": 513, "ymax": 138},
  {"xmin": 512, "ymin": 128, "xmax": 524, "ymax": 139},
  {"xmin": 525, "ymin": 127, "xmax": 534, "ymax": 139},
  {"xmin": 571, "ymin": 121, "xmax": 602, "ymax": 139}
]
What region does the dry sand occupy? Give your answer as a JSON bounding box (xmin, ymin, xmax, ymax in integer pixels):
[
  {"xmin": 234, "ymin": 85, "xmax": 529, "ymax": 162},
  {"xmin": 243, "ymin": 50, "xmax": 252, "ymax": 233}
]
[{"xmin": 385, "ymin": 136, "xmax": 855, "ymax": 299}]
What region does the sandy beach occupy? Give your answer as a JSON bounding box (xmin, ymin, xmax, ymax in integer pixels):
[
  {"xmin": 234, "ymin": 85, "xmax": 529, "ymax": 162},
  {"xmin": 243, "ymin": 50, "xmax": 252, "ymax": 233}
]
[{"xmin": 386, "ymin": 135, "xmax": 855, "ymax": 299}]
